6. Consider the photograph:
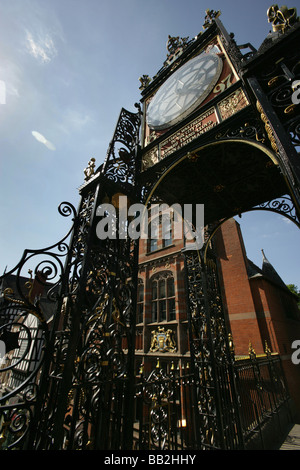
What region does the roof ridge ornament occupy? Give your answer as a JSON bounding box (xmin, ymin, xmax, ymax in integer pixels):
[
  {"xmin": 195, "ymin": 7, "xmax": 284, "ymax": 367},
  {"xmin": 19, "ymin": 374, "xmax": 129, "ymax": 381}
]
[
  {"xmin": 202, "ymin": 9, "xmax": 221, "ymax": 30},
  {"xmin": 166, "ymin": 35, "xmax": 190, "ymax": 57},
  {"xmin": 138, "ymin": 9, "xmax": 222, "ymax": 92},
  {"xmin": 267, "ymin": 4, "xmax": 299, "ymax": 33}
]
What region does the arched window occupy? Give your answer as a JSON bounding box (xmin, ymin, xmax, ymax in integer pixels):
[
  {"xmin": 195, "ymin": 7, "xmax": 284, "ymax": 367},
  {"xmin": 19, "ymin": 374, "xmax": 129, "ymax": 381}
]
[
  {"xmin": 147, "ymin": 214, "xmax": 174, "ymax": 252},
  {"xmin": 137, "ymin": 279, "xmax": 144, "ymax": 324},
  {"xmin": 151, "ymin": 272, "xmax": 176, "ymax": 322},
  {"xmin": 148, "ymin": 218, "xmax": 159, "ymax": 252},
  {"xmin": 162, "ymin": 214, "xmax": 173, "ymax": 248}
]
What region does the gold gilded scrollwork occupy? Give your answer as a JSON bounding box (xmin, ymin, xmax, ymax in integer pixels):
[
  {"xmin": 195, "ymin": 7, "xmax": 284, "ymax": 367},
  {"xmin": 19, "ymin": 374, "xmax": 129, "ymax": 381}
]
[
  {"xmin": 139, "ymin": 75, "xmax": 152, "ymax": 91},
  {"xmin": 256, "ymin": 101, "xmax": 279, "ymax": 153},
  {"xmin": 2, "ymin": 269, "xmax": 45, "ymax": 323},
  {"xmin": 267, "ymin": 4, "xmax": 299, "ymax": 33}
]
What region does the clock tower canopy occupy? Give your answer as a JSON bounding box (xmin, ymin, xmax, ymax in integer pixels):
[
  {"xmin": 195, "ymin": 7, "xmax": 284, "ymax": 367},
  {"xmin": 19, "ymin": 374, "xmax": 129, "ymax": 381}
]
[
  {"xmin": 138, "ymin": 7, "xmax": 300, "ymax": 229},
  {"xmin": 139, "ymin": 11, "xmax": 250, "ymax": 172}
]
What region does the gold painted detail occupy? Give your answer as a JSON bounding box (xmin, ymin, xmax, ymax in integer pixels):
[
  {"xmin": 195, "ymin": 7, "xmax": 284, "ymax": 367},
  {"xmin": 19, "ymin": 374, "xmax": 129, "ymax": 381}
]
[
  {"xmin": 150, "ymin": 327, "xmax": 176, "ymax": 353},
  {"xmin": 256, "ymin": 101, "xmax": 279, "ymax": 153},
  {"xmin": 284, "ymin": 103, "xmax": 297, "ymax": 114},
  {"xmin": 2, "ymin": 271, "xmax": 45, "ymax": 323},
  {"xmin": 203, "ymin": 9, "xmax": 221, "ymax": 29},
  {"xmin": 142, "ymin": 147, "xmax": 159, "ymax": 170},
  {"xmin": 267, "ymin": 4, "xmax": 299, "ymax": 33},
  {"xmin": 142, "ymin": 88, "xmax": 250, "ymax": 171},
  {"xmin": 213, "ymin": 184, "xmax": 225, "ymax": 193},
  {"xmin": 160, "ymin": 107, "xmax": 217, "ymax": 160},
  {"xmin": 248, "ymin": 341, "xmax": 256, "ymax": 359},
  {"xmin": 84, "ymin": 157, "xmax": 96, "ymax": 181},
  {"xmin": 139, "ymin": 74, "xmax": 152, "ymax": 91},
  {"xmin": 164, "ymin": 35, "xmax": 191, "ymax": 67},
  {"xmin": 217, "ymin": 88, "xmax": 249, "ymax": 121},
  {"xmin": 187, "ymin": 151, "xmax": 199, "ymax": 162},
  {"xmin": 142, "ymin": 107, "xmax": 217, "ymax": 171}
]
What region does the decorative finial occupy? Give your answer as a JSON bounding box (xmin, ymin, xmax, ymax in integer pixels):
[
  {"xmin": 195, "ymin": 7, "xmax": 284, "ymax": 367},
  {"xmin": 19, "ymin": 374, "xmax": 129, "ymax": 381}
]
[
  {"xmin": 139, "ymin": 74, "xmax": 151, "ymax": 91},
  {"xmin": 84, "ymin": 157, "xmax": 96, "ymax": 181},
  {"xmin": 203, "ymin": 9, "xmax": 221, "ymax": 30},
  {"xmin": 249, "ymin": 341, "xmax": 256, "ymax": 359},
  {"xmin": 265, "ymin": 340, "xmax": 272, "ymax": 356},
  {"xmin": 166, "ymin": 35, "xmax": 190, "ymax": 56},
  {"xmin": 267, "ymin": 4, "xmax": 299, "ymax": 33},
  {"xmin": 228, "ymin": 333, "xmax": 235, "ymax": 357}
]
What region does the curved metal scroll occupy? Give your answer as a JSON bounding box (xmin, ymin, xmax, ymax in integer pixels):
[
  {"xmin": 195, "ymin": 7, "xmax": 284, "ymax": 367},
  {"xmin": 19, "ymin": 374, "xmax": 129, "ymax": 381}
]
[{"xmin": 0, "ymin": 201, "xmax": 76, "ymax": 449}]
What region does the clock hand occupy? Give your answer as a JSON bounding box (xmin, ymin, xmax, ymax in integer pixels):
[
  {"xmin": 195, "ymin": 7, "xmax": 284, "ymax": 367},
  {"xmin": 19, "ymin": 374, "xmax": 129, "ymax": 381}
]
[{"xmin": 176, "ymin": 86, "xmax": 202, "ymax": 95}]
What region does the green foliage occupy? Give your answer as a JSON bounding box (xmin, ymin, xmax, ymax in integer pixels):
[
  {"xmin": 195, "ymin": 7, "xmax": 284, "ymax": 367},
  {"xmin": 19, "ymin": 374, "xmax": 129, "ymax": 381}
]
[{"xmin": 287, "ymin": 284, "xmax": 300, "ymax": 308}]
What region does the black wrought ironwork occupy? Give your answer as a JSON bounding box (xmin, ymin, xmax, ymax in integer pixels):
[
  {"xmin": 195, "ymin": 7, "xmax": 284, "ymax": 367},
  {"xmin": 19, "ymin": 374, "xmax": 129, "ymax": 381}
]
[
  {"xmin": 252, "ymin": 195, "xmax": 300, "ymax": 228},
  {"xmin": 0, "ymin": 201, "xmax": 77, "ymax": 449},
  {"xmin": 135, "ymin": 361, "xmax": 198, "ymax": 450},
  {"xmin": 244, "ymin": 30, "xmax": 300, "ymax": 210},
  {"xmin": 0, "ymin": 106, "xmax": 141, "ymax": 450},
  {"xmin": 235, "ymin": 347, "xmax": 291, "ymax": 449},
  {"xmin": 182, "ymin": 246, "xmax": 244, "ymax": 449},
  {"xmin": 133, "ymin": 349, "xmax": 291, "ymax": 451},
  {"xmin": 1, "ymin": 8, "xmax": 300, "ymax": 452}
]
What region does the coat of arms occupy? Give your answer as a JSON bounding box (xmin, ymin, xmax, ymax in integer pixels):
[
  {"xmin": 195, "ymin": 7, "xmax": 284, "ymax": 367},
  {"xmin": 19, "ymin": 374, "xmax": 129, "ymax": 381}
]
[{"xmin": 150, "ymin": 327, "xmax": 176, "ymax": 353}]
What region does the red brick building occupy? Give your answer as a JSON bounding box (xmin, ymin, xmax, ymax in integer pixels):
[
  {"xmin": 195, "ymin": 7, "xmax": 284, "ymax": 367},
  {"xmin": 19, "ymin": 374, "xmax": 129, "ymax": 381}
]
[{"xmin": 137, "ymin": 216, "xmax": 300, "ymax": 411}]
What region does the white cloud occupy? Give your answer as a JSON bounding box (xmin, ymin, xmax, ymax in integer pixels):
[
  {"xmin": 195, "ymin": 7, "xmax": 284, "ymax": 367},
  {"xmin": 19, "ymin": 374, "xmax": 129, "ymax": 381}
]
[
  {"xmin": 59, "ymin": 109, "xmax": 93, "ymax": 134},
  {"xmin": 26, "ymin": 30, "xmax": 57, "ymax": 63},
  {"xmin": 0, "ymin": 60, "xmax": 22, "ymax": 100},
  {"xmin": 32, "ymin": 131, "xmax": 56, "ymax": 150}
]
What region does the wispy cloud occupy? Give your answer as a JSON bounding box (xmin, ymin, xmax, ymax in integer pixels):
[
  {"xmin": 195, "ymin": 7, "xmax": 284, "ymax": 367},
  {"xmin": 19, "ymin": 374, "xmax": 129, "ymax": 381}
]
[
  {"xmin": 59, "ymin": 109, "xmax": 93, "ymax": 134},
  {"xmin": 26, "ymin": 30, "xmax": 57, "ymax": 63},
  {"xmin": 0, "ymin": 60, "xmax": 22, "ymax": 100},
  {"xmin": 32, "ymin": 131, "xmax": 56, "ymax": 150}
]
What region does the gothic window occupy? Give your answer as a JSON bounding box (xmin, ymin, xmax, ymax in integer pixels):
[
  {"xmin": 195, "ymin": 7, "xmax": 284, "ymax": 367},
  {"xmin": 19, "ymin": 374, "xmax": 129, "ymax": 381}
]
[
  {"xmin": 137, "ymin": 279, "xmax": 144, "ymax": 323},
  {"xmin": 151, "ymin": 272, "xmax": 176, "ymax": 322},
  {"xmin": 162, "ymin": 214, "xmax": 173, "ymax": 248},
  {"xmin": 147, "ymin": 214, "xmax": 174, "ymax": 252},
  {"xmin": 148, "ymin": 219, "xmax": 158, "ymax": 252}
]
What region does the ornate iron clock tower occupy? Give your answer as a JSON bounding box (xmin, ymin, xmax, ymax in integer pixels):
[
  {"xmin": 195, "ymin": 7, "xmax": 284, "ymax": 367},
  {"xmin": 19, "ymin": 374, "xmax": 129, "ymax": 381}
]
[
  {"xmin": 139, "ymin": 9, "xmax": 300, "ymax": 224},
  {"xmin": 0, "ymin": 6, "xmax": 299, "ymax": 451},
  {"xmin": 137, "ymin": 6, "xmax": 300, "ymax": 450}
]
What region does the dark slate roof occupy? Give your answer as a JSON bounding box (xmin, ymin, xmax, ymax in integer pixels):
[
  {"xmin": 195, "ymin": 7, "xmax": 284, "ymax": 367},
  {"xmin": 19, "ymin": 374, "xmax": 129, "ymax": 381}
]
[
  {"xmin": 247, "ymin": 258, "xmax": 263, "ymax": 279},
  {"xmin": 261, "ymin": 249, "xmax": 287, "ymax": 290},
  {"xmin": 247, "ymin": 250, "xmax": 288, "ymax": 292},
  {"xmin": 0, "ymin": 273, "xmax": 57, "ymax": 323}
]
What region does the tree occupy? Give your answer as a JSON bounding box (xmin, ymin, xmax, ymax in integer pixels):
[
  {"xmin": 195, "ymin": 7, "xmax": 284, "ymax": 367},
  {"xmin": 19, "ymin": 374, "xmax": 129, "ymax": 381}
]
[{"xmin": 287, "ymin": 284, "xmax": 300, "ymax": 308}]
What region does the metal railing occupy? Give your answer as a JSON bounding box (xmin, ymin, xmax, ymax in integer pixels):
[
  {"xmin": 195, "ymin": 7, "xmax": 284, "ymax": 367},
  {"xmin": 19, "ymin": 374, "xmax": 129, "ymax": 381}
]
[
  {"xmin": 234, "ymin": 349, "xmax": 291, "ymax": 448},
  {"xmin": 133, "ymin": 350, "xmax": 292, "ymax": 450}
]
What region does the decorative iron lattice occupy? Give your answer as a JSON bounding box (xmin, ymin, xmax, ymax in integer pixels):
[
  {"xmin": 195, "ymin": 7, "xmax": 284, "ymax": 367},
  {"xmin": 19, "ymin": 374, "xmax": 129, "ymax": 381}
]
[
  {"xmin": 101, "ymin": 105, "xmax": 141, "ymax": 191},
  {"xmin": 1, "ymin": 11, "xmax": 300, "ymax": 451},
  {"xmin": 135, "ymin": 362, "xmax": 198, "ymax": 450},
  {"xmin": 252, "ymin": 195, "xmax": 300, "ymax": 228},
  {"xmin": 0, "ymin": 106, "xmax": 141, "ymax": 450},
  {"xmin": 0, "ymin": 201, "xmax": 77, "ymax": 449},
  {"xmin": 30, "ymin": 106, "xmax": 141, "ymax": 450},
  {"xmin": 247, "ymin": 41, "xmax": 300, "ymax": 211},
  {"xmin": 183, "ymin": 247, "xmax": 244, "ymax": 450}
]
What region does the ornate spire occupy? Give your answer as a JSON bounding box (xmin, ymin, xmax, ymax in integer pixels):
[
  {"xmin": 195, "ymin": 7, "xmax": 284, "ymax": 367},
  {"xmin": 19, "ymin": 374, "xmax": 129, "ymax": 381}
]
[
  {"xmin": 261, "ymin": 249, "xmax": 287, "ymax": 289},
  {"xmin": 202, "ymin": 9, "xmax": 221, "ymax": 29}
]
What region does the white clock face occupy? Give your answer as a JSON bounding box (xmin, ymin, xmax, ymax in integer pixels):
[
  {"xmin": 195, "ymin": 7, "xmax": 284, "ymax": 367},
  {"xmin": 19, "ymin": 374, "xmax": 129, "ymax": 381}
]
[{"xmin": 147, "ymin": 52, "xmax": 223, "ymax": 130}]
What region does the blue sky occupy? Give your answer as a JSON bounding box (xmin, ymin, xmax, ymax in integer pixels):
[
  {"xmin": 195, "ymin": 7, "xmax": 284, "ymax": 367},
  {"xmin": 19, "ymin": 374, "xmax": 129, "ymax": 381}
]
[{"xmin": 0, "ymin": 0, "xmax": 299, "ymax": 288}]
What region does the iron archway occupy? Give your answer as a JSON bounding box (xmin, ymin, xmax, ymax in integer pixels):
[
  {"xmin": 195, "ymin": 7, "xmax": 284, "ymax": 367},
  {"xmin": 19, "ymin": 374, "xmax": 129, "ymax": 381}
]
[
  {"xmin": 141, "ymin": 136, "xmax": 300, "ymax": 449},
  {"xmin": 143, "ymin": 137, "xmax": 300, "ymax": 257}
]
